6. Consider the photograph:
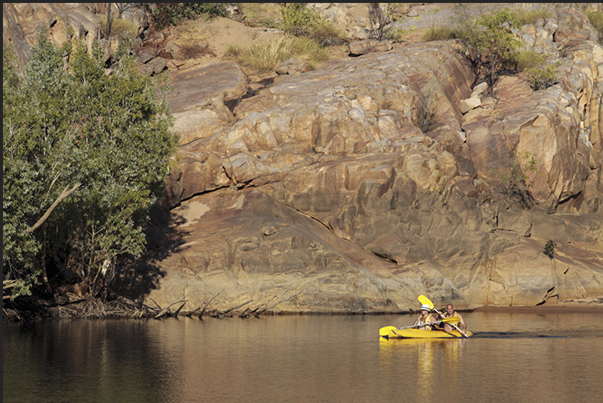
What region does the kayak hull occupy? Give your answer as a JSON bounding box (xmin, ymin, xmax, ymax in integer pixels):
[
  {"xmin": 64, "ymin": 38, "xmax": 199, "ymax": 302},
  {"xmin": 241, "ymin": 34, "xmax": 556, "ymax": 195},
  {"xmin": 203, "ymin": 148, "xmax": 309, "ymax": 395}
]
[{"xmin": 380, "ymin": 327, "xmax": 473, "ymax": 339}]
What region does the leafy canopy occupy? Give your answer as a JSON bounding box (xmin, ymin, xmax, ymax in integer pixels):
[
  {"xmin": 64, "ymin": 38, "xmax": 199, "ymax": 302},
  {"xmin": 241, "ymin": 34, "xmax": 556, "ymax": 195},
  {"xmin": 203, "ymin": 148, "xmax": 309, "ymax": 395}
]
[{"xmin": 3, "ymin": 33, "xmax": 178, "ymax": 299}]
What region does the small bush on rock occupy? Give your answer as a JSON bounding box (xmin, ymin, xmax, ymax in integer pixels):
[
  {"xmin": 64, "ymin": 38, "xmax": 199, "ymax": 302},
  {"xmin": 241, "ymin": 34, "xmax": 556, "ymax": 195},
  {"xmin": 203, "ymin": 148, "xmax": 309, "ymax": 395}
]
[
  {"xmin": 453, "ymin": 5, "xmax": 522, "ymax": 91},
  {"xmin": 510, "ymin": 49, "xmax": 547, "ymax": 72},
  {"xmin": 278, "ymin": 4, "xmax": 345, "ymax": 46},
  {"xmin": 543, "ymin": 240, "xmax": 556, "ymax": 259},
  {"xmin": 97, "ymin": 15, "xmax": 137, "ymax": 38},
  {"xmin": 526, "ymin": 61, "xmax": 561, "ymax": 90},
  {"xmin": 152, "ymin": 3, "xmax": 227, "ymax": 30}
]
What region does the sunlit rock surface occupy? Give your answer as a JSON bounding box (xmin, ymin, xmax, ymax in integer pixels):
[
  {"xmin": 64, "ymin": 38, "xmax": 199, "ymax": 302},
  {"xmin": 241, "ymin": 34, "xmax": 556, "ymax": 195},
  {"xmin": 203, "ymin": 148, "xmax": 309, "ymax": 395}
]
[
  {"xmin": 4, "ymin": 3, "xmax": 602, "ymax": 313},
  {"xmin": 152, "ymin": 32, "xmax": 602, "ymax": 313}
]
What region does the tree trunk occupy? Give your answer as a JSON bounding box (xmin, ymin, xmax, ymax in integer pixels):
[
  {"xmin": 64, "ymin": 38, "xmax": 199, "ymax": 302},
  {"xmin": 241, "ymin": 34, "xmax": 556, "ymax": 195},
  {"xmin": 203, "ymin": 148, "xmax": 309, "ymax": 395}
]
[{"xmin": 105, "ymin": 3, "xmax": 112, "ymax": 39}]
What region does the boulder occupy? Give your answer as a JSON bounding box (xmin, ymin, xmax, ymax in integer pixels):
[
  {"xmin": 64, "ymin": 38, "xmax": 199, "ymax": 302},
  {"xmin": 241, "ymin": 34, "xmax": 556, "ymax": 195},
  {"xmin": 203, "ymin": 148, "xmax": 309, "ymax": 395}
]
[{"xmin": 167, "ymin": 61, "xmax": 249, "ymax": 145}]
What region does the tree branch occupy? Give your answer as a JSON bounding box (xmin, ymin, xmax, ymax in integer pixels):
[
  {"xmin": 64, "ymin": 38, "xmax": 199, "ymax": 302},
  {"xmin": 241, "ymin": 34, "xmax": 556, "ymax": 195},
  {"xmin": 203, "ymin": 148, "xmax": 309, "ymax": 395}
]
[{"xmin": 26, "ymin": 183, "xmax": 81, "ymax": 233}]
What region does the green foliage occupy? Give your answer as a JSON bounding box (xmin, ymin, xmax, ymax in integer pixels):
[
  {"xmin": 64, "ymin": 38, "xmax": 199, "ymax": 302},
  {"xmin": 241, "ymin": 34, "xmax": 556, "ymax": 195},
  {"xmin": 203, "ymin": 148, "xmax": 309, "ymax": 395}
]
[
  {"xmin": 501, "ymin": 151, "xmax": 537, "ymax": 187},
  {"xmin": 453, "ymin": 6, "xmax": 522, "ymax": 90},
  {"xmin": 152, "ymin": 3, "xmax": 227, "ymax": 30},
  {"xmin": 3, "ymin": 34, "xmax": 178, "ymax": 299},
  {"xmin": 526, "ymin": 61, "xmax": 561, "ymax": 90},
  {"xmin": 543, "ymin": 240, "xmax": 556, "ymax": 259},
  {"xmin": 280, "ymin": 3, "xmax": 318, "ymax": 36},
  {"xmin": 505, "ymin": 46, "xmax": 559, "ymax": 91},
  {"xmin": 278, "ymin": 4, "xmax": 344, "ymax": 46}
]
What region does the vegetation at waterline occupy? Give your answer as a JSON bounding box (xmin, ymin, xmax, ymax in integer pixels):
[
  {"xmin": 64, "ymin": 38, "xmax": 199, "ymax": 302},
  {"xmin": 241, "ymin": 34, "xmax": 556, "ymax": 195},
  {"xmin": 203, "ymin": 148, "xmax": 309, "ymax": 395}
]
[{"xmin": 3, "ymin": 33, "xmax": 178, "ymax": 303}]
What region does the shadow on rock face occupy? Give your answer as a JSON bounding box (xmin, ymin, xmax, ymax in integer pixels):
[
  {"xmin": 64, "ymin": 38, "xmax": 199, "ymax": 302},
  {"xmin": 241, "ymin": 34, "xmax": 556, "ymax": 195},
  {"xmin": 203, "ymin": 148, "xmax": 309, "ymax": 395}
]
[{"xmin": 111, "ymin": 201, "xmax": 189, "ymax": 302}]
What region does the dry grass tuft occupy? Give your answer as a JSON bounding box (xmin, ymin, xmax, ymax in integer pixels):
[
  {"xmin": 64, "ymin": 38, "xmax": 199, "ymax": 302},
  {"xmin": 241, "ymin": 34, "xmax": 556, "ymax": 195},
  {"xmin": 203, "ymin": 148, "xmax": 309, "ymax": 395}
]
[
  {"xmin": 225, "ymin": 35, "xmax": 329, "ymax": 73},
  {"xmin": 516, "ymin": 8, "xmax": 553, "ymax": 25},
  {"xmin": 97, "ymin": 15, "xmax": 138, "ymax": 38}
]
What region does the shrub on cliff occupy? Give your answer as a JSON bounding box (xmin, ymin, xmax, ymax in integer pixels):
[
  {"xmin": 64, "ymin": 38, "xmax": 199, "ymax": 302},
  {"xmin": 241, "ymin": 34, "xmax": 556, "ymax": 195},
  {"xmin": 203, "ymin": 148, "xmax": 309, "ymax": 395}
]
[
  {"xmin": 3, "ymin": 34, "xmax": 178, "ymax": 300},
  {"xmin": 526, "ymin": 61, "xmax": 561, "ymax": 90},
  {"xmin": 152, "ymin": 3, "xmax": 227, "ymax": 30},
  {"xmin": 543, "ymin": 240, "xmax": 556, "ymax": 259},
  {"xmin": 453, "ymin": 6, "xmax": 522, "ymax": 91},
  {"xmin": 279, "ymin": 3, "xmax": 345, "ymax": 46}
]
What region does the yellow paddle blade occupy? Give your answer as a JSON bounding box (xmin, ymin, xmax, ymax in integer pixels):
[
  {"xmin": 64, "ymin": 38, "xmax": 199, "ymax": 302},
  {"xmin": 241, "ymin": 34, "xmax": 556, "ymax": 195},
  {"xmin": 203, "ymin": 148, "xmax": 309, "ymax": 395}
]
[
  {"xmin": 379, "ymin": 326, "xmax": 397, "ymax": 337},
  {"xmin": 443, "ymin": 316, "xmax": 460, "ymax": 324},
  {"xmin": 418, "ymin": 294, "xmax": 434, "ymax": 310}
]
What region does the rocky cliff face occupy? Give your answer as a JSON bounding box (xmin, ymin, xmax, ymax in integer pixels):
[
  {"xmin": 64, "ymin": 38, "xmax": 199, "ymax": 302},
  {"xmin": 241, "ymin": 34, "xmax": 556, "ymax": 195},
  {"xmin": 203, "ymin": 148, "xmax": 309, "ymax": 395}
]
[
  {"xmin": 3, "ymin": 3, "xmax": 150, "ymax": 66},
  {"xmin": 5, "ymin": 3, "xmax": 603, "ymax": 313}
]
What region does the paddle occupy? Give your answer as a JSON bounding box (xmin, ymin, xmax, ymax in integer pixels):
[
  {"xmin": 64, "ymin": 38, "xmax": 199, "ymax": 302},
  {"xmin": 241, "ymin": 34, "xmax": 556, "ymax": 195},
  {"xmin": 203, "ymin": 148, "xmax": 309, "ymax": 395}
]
[
  {"xmin": 379, "ymin": 317, "xmax": 460, "ymax": 337},
  {"xmin": 418, "ymin": 295, "xmax": 469, "ymax": 338}
]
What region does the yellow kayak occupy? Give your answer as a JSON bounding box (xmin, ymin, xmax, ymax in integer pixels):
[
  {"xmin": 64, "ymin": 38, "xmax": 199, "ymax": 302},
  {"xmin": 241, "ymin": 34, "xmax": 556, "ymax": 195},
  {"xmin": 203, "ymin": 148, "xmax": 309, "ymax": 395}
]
[{"xmin": 380, "ymin": 326, "xmax": 473, "ymax": 339}]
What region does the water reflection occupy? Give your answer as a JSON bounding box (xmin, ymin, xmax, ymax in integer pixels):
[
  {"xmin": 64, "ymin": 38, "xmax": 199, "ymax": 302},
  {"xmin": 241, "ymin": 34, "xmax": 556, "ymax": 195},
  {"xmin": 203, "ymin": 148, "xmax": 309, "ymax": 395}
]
[
  {"xmin": 379, "ymin": 338, "xmax": 467, "ymax": 403},
  {"xmin": 4, "ymin": 311, "xmax": 603, "ymax": 403}
]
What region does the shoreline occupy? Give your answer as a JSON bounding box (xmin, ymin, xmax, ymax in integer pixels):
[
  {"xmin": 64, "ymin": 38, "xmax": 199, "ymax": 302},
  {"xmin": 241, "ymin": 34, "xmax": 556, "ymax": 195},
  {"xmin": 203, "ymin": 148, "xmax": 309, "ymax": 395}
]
[
  {"xmin": 474, "ymin": 302, "xmax": 603, "ymax": 314},
  {"xmin": 5, "ymin": 299, "xmax": 603, "ymax": 323}
]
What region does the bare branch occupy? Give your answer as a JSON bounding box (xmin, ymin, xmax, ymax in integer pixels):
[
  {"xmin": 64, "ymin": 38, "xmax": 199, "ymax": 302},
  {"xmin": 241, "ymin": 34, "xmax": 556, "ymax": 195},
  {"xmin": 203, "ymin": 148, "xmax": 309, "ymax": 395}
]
[{"xmin": 26, "ymin": 183, "xmax": 81, "ymax": 233}]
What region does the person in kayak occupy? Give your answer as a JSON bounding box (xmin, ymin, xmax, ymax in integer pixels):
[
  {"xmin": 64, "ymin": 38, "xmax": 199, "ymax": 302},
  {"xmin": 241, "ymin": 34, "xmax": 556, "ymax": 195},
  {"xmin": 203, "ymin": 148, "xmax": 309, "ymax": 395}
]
[
  {"xmin": 414, "ymin": 304, "xmax": 438, "ymax": 330},
  {"xmin": 441, "ymin": 303, "xmax": 467, "ymax": 332}
]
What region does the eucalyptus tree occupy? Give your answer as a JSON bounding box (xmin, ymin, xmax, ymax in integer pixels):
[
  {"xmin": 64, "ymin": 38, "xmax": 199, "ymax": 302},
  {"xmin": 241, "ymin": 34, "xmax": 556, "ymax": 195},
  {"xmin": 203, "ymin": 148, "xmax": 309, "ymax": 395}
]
[{"xmin": 3, "ymin": 33, "xmax": 178, "ymax": 299}]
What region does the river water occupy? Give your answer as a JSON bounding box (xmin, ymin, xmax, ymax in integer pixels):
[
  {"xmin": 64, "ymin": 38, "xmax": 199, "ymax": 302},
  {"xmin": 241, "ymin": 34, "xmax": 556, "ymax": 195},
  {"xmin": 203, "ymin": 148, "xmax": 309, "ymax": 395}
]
[{"xmin": 3, "ymin": 310, "xmax": 603, "ymax": 403}]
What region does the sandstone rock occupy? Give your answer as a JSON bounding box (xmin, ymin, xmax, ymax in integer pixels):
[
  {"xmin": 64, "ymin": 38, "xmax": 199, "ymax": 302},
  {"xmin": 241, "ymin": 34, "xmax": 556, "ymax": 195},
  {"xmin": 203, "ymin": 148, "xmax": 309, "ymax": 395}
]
[
  {"xmin": 142, "ymin": 57, "xmax": 167, "ymax": 76},
  {"xmin": 460, "ymin": 96, "xmax": 481, "ymax": 114},
  {"xmin": 4, "ymin": 3, "xmax": 602, "ymax": 312},
  {"xmin": 472, "ymin": 82, "xmax": 488, "ymax": 96},
  {"xmin": 167, "ymin": 61, "xmax": 248, "ymax": 145},
  {"xmin": 147, "ymin": 35, "xmax": 603, "ymax": 312},
  {"xmin": 275, "ymin": 57, "xmax": 310, "ymax": 75},
  {"xmin": 348, "ymin": 39, "xmax": 393, "ymax": 56},
  {"xmin": 138, "ymin": 48, "xmax": 154, "ymax": 64},
  {"xmin": 3, "ymin": 3, "xmax": 100, "ymax": 65}
]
